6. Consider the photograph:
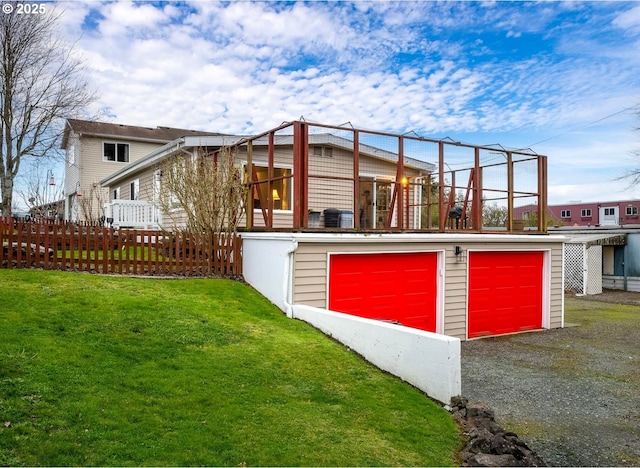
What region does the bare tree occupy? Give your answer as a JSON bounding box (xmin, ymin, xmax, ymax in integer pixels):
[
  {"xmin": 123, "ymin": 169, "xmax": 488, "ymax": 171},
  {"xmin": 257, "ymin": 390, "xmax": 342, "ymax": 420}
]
[
  {"xmin": 158, "ymin": 147, "xmax": 246, "ymax": 236},
  {"xmin": 620, "ymin": 110, "xmax": 640, "ymax": 187},
  {"xmin": 17, "ymin": 160, "xmax": 63, "ymax": 218},
  {"xmin": 78, "ymin": 182, "xmax": 107, "ymax": 225},
  {"xmin": 1, "ymin": 7, "xmax": 94, "ymax": 216}
]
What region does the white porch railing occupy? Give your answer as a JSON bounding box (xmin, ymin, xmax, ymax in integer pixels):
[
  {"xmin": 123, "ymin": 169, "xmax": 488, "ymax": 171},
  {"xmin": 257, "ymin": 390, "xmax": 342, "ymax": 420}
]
[{"xmin": 103, "ymin": 200, "xmax": 162, "ymax": 229}]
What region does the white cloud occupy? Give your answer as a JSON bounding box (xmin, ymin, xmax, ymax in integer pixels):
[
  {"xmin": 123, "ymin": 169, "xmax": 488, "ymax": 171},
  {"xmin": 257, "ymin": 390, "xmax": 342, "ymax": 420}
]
[
  {"xmin": 612, "ymin": 5, "xmax": 640, "ymax": 32},
  {"xmin": 44, "ymin": 1, "xmax": 640, "ymax": 205}
]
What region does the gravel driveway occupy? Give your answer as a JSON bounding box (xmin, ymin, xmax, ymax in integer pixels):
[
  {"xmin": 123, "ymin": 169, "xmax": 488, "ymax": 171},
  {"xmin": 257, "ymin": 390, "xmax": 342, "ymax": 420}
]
[{"xmin": 461, "ymin": 292, "xmax": 640, "ymax": 467}]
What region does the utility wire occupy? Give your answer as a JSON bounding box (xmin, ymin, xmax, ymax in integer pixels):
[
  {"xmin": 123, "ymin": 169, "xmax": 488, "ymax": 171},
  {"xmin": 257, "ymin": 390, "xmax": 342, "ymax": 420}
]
[{"xmin": 521, "ymin": 105, "xmax": 639, "ymax": 149}]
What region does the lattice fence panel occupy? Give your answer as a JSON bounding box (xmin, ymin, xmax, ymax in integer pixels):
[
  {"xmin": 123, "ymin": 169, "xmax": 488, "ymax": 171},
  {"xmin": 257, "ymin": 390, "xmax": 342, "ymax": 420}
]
[
  {"xmin": 565, "ymin": 243, "xmax": 585, "ymax": 294},
  {"xmin": 585, "ymin": 245, "xmax": 603, "ymax": 295}
]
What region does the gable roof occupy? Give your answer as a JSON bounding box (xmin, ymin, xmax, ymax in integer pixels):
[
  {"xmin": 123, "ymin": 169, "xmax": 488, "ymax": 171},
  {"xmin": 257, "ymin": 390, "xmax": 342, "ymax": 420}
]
[{"xmin": 61, "ymin": 119, "xmax": 224, "ymax": 148}]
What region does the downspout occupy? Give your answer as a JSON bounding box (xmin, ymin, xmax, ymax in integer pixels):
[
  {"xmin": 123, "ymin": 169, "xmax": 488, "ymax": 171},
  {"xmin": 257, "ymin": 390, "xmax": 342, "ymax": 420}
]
[
  {"xmin": 623, "ymin": 244, "xmax": 628, "ymax": 291},
  {"xmin": 561, "ymin": 243, "xmax": 566, "ymax": 328},
  {"xmin": 282, "ymin": 239, "xmax": 299, "ymax": 318}
]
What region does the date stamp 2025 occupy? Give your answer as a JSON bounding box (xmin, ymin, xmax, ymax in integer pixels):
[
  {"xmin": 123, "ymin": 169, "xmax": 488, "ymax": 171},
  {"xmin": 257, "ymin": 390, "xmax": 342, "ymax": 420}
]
[{"xmin": 2, "ymin": 3, "xmax": 48, "ymax": 15}]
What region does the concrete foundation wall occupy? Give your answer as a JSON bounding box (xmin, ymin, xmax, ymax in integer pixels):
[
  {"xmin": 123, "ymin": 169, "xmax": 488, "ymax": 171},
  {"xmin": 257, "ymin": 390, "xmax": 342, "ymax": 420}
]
[
  {"xmin": 241, "ymin": 235, "xmax": 296, "ymax": 313},
  {"xmin": 292, "ymin": 304, "xmax": 461, "ymax": 405}
]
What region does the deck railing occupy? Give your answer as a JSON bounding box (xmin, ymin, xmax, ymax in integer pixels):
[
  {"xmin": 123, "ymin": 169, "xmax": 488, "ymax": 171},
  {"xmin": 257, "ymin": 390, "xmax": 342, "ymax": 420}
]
[{"xmin": 103, "ymin": 200, "xmax": 162, "ymax": 229}]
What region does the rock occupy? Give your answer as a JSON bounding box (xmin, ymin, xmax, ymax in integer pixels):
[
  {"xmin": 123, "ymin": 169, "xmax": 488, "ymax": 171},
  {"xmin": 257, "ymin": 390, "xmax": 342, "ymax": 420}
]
[
  {"xmin": 467, "ymin": 453, "xmax": 523, "ymax": 467},
  {"xmin": 466, "ymin": 402, "xmax": 495, "ymax": 420},
  {"xmin": 490, "ymin": 434, "xmax": 515, "ymax": 455},
  {"xmin": 467, "ymin": 428, "xmax": 494, "ymax": 454},
  {"xmin": 451, "ymin": 396, "xmax": 545, "ymax": 467}
]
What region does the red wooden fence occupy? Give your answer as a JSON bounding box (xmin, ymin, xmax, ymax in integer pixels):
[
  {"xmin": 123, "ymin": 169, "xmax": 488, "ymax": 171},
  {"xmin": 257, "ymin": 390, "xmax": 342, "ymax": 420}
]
[{"xmin": 0, "ymin": 217, "xmax": 242, "ymax": 277}]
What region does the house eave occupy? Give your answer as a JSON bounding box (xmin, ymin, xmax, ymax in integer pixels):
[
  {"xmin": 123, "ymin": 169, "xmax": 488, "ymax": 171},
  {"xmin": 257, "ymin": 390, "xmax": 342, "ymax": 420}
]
[{"xmin": 240, "ymin": 231, "xmax": 568, "ymax": 244}]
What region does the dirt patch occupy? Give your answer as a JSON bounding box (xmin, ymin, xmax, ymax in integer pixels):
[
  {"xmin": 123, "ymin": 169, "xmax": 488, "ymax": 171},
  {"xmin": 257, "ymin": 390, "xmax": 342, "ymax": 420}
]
[{"xmin": 461, "ymin": 295, "xmax": 640, "ymax": 466}]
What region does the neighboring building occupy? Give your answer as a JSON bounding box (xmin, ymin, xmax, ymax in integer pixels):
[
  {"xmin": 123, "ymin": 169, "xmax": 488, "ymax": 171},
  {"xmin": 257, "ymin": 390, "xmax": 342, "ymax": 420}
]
[
  {"xmin": 29, "ymin": 199, "xmax": 64, "ymax": 221},
  {"xmin": 61, "ymin": 119, "xmax": 220, "ymax": 222},
  {"xmin": 550, "ymin": 225, "xmax": 640, "ymax": 293},
  {"xmin": 515, "ymin": 199, "xmax": 640, "ymax": 227}
]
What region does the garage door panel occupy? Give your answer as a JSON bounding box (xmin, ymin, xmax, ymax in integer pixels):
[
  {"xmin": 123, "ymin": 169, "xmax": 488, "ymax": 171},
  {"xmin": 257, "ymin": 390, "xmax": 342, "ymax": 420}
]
[
  {"xmin": 468, "ymin": 251, "xmax": 544, "ymax": 339},
  {"xmin": 328, "ymin": 252, "xmax": 438, "ymax": 332}
]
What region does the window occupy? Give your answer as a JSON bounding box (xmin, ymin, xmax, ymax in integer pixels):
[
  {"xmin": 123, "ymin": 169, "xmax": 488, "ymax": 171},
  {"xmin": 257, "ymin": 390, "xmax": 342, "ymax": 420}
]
[
  {"xmin": 626, "ymin": 206, "xmax": 638, "ymax": 216},
  {"xmin": 561, "ymin": 210, "xmax": 571, "ymax": 218},
  {"xmin": 522, "ymin": 212, "xmax": 530, "ymax": 220},
  {"xmin": 252, "ymin": 166, "xmax": 291, "ymax": 211},
  {"xmin": 312, "ymin": 146, "xmax": 333, "ymax": 158},
  {"xmin": 604, "ymin": 208, "xmax": 615, "ymax": 216},
  {"xmin": 103, "ymin": 142, "xmax": 130, "ymax": 162},
  {"xmin": 130, "ymin": 179, "xmax": 139, "ymax": 200},
  {"xmin": 153, "ymin": 170, "xmax": 162, "ymax": 202},
  {"xmin": 67, "ymin": 144, "xmax": 75, "ymax": 166},
  {"xmin": 113, "ymin": 187, "xmax": 120, "ymax": 200},
  {"xmin": 581, "ymin": 209, "xmax": 592, "ymax": 217}
]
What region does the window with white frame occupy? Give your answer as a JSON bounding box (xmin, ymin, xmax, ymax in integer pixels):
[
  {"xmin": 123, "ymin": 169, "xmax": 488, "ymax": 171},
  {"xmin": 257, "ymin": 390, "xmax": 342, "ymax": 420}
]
[
  {"xmin": 604, "ymin": 208, "xmax": 615, "ymax": 216},
  {"xmin": 103, "ymin": 142, "xmax": 130, "ymax": 162},
  {"xmin": 130, "ymin": 179, "xmax": 139, "ymax": 200},
  {"xmin": 252, "ymin": 166, "xmax": 292, "ymax": 210},
  {"xmin": 626, "ymin": 206, "xmax": 638, "ymax": 216},
  {"xmin": 561, "ymin": 210, "xmax": 571, "ymax": 218},
  {"xmin": 153, "ymin": 170, "xmax": 162, "ymax": 202},
  {"xmin": 67, "ymin": 144, "xmax": 75, "ymax": 166},
  {"xmin": 113, "ymin": 187, "xmax": 120, "ymax": 200},
  {"xmin": 581, "ymin": 209, "xmax": 592, "ymax": 217}
]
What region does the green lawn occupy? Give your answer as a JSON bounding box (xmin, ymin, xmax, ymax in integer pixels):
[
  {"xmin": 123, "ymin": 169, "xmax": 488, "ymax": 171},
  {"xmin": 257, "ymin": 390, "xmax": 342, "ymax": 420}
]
[{"xmin": 0, "ymin": 270, "xmax": 461, "ymax": 466}]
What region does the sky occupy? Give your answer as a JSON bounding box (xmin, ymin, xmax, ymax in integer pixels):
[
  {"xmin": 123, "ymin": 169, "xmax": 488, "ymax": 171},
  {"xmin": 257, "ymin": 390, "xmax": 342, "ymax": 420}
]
[{"xmin": 45, "ymin": 0, "xmax": 640, "ymax": 204}]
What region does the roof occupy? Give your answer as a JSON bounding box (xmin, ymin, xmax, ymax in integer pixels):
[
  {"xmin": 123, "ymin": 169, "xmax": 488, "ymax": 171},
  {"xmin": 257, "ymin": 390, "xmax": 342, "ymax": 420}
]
[
  {"xmin": 560, "ymin": 232, "xmax": 627, "ymax": 246},
  {"xmin": 61, "ymin": 119, "xmax": 224, "ymax": 148}
]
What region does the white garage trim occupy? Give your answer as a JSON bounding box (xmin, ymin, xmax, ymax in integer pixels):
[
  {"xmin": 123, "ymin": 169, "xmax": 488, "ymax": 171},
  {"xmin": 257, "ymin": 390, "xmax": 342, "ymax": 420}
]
[
  {"xmin": 465, "ymin": 248, "xmax": 551, "ymax": 340},
  {"xmin": 326, "ymin": 249, "xmax": 445, "ymax": 334}
]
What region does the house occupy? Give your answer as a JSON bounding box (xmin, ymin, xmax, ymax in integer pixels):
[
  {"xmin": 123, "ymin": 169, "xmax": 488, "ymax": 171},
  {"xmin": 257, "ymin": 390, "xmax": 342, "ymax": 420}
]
[
  {"xmin": 61, "ymin": 119, "xmax": 222, "ymax": 223},
  {"xmin": 29, "ymin": 199, "xmax": 64, "ymax": 221},
  {"xmin": 99, "ymin": 120, "xmax": 551, "ymax": 235},
  {"xmin": 93, "ymin": 119, "xmax": 564, "ymax": 343},
  {"xmin": 100, "ymin": 130, "xmax": 433, "ymax": 231},
  {"xmin": 515, "ymin": 199, "xmax": 640, "ymax": 227}
]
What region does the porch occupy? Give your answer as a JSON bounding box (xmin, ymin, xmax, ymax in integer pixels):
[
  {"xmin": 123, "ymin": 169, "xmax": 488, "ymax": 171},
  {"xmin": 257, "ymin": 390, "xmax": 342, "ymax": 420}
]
[{"xmin": 103, "ymin": 200, "xmax": 162, "ymax": 229}]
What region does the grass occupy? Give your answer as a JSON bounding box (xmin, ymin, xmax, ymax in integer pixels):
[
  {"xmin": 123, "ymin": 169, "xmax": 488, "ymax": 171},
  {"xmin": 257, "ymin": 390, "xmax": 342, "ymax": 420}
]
[
  {"xmin": 0, "ymin": 270, "xmax": 462, "ymax": 466},
  {"xmin": 564, "ymin": 295, "xmax": 640, "ymax": 325},
  {"xmin": 57, "ymin": 246, "xmax": 159, "ymax": 261}
]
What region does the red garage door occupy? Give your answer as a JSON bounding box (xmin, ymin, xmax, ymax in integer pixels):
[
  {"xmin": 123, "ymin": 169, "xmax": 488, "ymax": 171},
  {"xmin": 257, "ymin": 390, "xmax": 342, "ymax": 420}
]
[
  {"xmin": 328, "ymin": 251, "xmax": 438, "ymax": 332},
  {"xmin": 468, "ymin": 251, "xmax": 544, "ymax": 339}
]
